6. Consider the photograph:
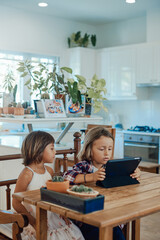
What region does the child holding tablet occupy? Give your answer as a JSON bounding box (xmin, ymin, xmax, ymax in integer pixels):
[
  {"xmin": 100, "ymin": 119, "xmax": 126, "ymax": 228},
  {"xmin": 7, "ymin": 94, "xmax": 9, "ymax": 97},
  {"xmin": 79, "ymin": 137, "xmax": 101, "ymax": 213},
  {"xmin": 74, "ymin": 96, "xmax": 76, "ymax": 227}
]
[{"xmin": 64, "ymin": 126, "xmax": 141, "ymax": 240}]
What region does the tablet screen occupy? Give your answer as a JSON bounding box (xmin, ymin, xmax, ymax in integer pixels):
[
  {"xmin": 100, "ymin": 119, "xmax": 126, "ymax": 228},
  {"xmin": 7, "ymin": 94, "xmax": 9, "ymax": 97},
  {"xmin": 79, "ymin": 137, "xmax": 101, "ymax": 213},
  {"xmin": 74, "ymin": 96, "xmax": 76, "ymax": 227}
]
[
  {"xmin": 105, "ymin": 157, "xmax": 142, "ymax": 177},
  {"xmin": 96, "ymin": 157, "xmax": 141, "ymax": 188}
]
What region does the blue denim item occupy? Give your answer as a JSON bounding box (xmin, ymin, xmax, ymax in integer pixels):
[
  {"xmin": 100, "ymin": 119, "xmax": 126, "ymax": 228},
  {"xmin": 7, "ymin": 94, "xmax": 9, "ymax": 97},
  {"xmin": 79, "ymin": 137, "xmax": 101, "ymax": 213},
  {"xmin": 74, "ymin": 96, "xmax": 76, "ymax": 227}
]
[{"xmin": 76, "ymin": 222, "xmax": 126, "ymax": 240}]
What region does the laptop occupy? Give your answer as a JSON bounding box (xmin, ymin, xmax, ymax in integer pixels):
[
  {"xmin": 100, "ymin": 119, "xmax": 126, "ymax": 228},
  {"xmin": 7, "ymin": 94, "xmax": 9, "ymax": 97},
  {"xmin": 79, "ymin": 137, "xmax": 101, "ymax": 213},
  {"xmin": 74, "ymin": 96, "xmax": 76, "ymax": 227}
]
[{"xmin": 96, "ymin": 157, "xmax": 141, "ymax": 188}]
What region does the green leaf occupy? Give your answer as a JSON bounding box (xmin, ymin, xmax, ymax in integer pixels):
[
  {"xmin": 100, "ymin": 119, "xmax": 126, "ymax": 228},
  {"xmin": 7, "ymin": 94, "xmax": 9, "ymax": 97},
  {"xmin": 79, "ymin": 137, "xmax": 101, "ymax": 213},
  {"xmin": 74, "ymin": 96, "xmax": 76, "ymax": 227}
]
[
  {"xmin": 75, "ymin": 31, "xmax": 81, "ymax": 41},
  {"xmin": 17, "ymin": 67, "xmax": 25, "ymax": 72},
  {"xmin": 24, "ymin": 78, "xmax": 31, "ymax": 86},
  {"xmin": 61, "ymin": 67, "xmax": 72, "ymax": 74},
  {"xmin": 75, "ymin": 75, "xmax": 86, "ymax": 82},
  {"xmin": 91, "ymin": 34, "xmax": 96, "ymax": 47},
  {"xmin": 20, "ymin": 72, "xmax": 28, "ymax": 78}
]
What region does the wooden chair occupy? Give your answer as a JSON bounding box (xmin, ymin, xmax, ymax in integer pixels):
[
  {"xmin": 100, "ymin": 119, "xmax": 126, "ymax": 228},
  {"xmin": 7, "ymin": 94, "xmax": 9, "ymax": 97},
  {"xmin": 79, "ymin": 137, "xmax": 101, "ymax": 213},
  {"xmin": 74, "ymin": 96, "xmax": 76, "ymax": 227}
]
[
  {"xmin": 0, "ymin": 140, "xmax": 82, "ymax": 239},
  {"xmin": 0, "ymin": 154, "xmax": 29, "ymax": 240},
  {"xmin": 54, "ymin": 132, "xmax": 81, "ymax": 172}
]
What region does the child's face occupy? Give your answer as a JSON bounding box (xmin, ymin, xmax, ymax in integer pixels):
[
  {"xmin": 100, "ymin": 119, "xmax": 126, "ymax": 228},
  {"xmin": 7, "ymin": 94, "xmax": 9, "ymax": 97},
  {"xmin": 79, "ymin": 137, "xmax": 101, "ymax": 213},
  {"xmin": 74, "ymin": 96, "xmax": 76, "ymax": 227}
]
[
  {"xmin": 91, "ymin": 136, "xmax": 113, "ymax": 168},
  {"xmin": 42, "ymin": 143, "xmax": 56, "ymax": 163}
]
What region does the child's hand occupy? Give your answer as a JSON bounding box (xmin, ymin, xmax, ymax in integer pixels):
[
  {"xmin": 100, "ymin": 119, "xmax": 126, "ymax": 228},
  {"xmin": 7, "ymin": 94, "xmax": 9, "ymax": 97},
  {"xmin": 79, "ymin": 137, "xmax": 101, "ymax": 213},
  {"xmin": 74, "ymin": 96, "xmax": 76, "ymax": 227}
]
[
  {"xmin": 93, "ymin": 167, "xmax": 106, "ymax": 182},
  {"xmin": 130, "ymin": 167, "xmax": 141, "ymax": 181}
]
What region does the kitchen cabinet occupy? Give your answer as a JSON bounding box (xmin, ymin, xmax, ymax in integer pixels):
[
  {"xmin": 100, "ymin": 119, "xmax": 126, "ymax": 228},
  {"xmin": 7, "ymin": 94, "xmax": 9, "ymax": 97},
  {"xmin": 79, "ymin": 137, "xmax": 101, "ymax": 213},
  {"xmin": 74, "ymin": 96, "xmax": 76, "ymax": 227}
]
[
  {"xmin": 96, "ymin": 46, "xmax": 137, "ymax": 100},
  {"xmin": 65, "ymin": 47, "xmax": 96, "ymax": 86},
  {"xmin": 114, "ymin": 131, "xmax": 124, "ymax": 158},
  {"xmin": 136, "ymin": 42, "xmax": 160, "ymax": 85}
]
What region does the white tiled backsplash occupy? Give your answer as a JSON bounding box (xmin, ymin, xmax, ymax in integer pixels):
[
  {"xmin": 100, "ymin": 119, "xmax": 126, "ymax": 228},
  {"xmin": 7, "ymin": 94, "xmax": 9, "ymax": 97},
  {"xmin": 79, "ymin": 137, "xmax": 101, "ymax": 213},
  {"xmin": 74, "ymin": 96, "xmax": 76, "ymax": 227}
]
[{"xmin": 100, "ymin": 87, "xmax": 160, "ymax": 129}]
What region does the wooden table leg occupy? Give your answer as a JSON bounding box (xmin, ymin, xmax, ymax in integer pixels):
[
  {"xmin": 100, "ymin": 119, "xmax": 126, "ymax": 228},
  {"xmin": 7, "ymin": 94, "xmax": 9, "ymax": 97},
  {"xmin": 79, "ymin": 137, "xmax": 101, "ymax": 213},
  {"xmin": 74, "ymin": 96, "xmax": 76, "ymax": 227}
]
[
  {"xmin": 99, "ymin": 226, "xmax": 113, "ymax": 240},
  {"xmin": 132, "ymin": 219, "xmax": 140, "ymax": 240},
  {"xmin": 123, "ymin": 222, "xmax": 130, "ymax": 240},
  {"xmin": 36, "ymin": 206, "xmax": 47, "ymax": 240}
]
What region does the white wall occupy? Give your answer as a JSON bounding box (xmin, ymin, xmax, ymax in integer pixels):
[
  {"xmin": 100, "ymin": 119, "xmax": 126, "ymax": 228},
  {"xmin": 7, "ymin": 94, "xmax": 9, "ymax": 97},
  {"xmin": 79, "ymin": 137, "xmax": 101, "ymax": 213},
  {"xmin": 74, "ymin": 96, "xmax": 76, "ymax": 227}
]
[
  {"xmin": 96, "ymin": 16, "xmax": 146, "ymax": 48},
  {"xmin": 1, "ymin": 5, "xmax": 160, "ymax": 130},
  {"xmin": 0, "ymin": 6, "xmax": 97, "ymax": 62},
  {"xmin": 147, "ymin": 8, "xmax": 160, "ymax": 42}
]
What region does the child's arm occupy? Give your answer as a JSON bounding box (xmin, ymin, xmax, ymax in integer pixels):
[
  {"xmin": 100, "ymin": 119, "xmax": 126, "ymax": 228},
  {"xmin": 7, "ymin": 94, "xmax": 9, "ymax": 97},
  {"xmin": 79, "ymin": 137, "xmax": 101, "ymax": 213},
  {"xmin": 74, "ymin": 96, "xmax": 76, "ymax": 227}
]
[
  {"xmin": 64, "ymin": 161, "xmax": 106, "ymax": 184},
  {"xmin": 74, "ymin": 167, "xmax": 106, "ymax": 183},
  {"xmin": 130, "ymin": 167, "xmax": 141, "ymax": 181},
  {"xmin": 12, "ymin": 169, "xmax": 36, "ymax": 229}
]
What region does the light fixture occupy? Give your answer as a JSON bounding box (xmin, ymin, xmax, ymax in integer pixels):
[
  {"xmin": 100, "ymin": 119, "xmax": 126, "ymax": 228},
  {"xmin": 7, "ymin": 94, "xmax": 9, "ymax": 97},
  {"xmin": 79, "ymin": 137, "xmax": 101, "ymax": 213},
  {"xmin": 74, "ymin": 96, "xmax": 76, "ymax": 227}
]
[
  {"xmin": 38, "ymin": 2, "xmax": 48, "ymax": 7},
  {"xmin": 126, "ymin": 0, "xmax": 136, "ymax": 3}
]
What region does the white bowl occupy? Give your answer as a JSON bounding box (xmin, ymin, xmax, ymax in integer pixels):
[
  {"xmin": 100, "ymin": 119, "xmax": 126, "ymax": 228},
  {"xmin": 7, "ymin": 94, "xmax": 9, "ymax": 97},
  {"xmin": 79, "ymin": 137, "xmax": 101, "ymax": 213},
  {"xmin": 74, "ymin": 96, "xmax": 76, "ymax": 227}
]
[{"xmin": 67, "ymin": 189, "xmax": 99, "ymax": 199}]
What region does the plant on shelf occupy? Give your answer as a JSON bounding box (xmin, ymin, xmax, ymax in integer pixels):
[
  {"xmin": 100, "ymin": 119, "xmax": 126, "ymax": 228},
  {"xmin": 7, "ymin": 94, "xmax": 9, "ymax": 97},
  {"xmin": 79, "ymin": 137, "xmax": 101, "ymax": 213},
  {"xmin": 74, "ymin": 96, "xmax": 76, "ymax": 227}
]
[
  {"xmin": 17, "ymin": 60, "xmax": 72, "ymax": 99},
  {"xmin": 3, "ymin": 68, "xmax": 18, "ymax": 102},
  {"xmin": 75, "ymin": 74, "xmax": 108, "ymax": 113},
  {"xmin": 66, "ymin": 73, "xmax": 87, "ymax": 108},
  {"xmin": 68, "ymin": 31, "xmax": 97, "ymax": 48}
]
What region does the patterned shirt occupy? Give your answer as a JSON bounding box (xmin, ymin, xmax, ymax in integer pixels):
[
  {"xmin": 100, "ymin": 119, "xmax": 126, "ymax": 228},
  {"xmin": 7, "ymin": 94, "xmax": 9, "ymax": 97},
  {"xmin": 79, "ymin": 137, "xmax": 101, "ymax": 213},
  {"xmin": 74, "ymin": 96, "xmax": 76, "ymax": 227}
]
[{"xmin": 63, "ymin": 160, "xmax": 94, "ymax": 184}]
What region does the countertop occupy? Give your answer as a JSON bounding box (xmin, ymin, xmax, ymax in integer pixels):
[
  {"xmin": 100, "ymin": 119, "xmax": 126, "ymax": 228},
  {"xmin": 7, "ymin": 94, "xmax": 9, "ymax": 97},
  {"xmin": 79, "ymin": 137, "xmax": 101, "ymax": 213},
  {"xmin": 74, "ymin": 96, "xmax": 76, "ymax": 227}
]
[{"xmin": 122, "ymin": 130, "xmax": 160, "ymax": 137}]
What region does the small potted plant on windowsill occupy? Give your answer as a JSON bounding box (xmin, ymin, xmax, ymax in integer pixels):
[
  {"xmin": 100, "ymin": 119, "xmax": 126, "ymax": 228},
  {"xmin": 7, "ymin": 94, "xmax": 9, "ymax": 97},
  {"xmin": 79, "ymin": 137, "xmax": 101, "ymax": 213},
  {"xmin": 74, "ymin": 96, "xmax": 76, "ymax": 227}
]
[{"xmin": 2, "ymin": 68, "xmax": 18, "ymax": 114}]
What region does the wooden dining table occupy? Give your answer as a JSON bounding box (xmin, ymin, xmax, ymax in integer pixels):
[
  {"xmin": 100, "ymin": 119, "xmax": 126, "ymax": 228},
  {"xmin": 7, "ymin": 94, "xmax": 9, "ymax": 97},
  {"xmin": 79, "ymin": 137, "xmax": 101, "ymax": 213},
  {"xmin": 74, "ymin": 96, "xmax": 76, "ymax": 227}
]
[{"xmin": 12, "ymin": 172, "xmax": 160, "ymax": 240}]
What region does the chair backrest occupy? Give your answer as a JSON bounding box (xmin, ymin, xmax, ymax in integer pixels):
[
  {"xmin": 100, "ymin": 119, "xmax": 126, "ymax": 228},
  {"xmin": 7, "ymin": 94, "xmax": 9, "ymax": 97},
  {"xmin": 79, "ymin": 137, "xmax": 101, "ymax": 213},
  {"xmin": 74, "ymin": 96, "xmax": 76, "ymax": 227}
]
[
  {"xmin": 54, "ymin": 132, "xmax": 81, "ymax": 172},
  {"xmin": 85, "ymin": 124, "xmax": 116, "ymax": 159}
]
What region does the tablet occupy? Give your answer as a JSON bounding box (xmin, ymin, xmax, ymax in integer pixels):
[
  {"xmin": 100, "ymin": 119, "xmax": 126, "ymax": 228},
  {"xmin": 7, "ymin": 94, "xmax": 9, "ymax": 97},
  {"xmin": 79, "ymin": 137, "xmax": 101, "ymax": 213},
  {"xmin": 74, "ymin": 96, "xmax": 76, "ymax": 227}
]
[{"xmin": 96, "ymin": 157, "xmax": 141, "ymax": 188}]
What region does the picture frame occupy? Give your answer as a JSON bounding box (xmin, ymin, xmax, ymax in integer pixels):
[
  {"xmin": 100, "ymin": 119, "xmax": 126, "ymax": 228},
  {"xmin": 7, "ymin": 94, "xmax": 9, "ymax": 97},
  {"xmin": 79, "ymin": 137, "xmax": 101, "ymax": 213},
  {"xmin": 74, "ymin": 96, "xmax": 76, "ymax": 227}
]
[
  {"xmin": 65, "ymin": 94, "xmax": 85, "ymax": 117},
  {"xmin": 41, "ymin": 99, "xmax": 66, "ymax": 118}
]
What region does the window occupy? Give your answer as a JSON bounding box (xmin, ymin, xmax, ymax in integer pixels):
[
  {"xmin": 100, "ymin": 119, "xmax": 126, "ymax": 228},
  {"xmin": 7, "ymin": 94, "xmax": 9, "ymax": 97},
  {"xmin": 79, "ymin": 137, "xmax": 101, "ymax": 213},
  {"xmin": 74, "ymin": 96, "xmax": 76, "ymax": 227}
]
[{"xmin": 0, "ymin": 51, "xmax": 59, "ymax": 107}]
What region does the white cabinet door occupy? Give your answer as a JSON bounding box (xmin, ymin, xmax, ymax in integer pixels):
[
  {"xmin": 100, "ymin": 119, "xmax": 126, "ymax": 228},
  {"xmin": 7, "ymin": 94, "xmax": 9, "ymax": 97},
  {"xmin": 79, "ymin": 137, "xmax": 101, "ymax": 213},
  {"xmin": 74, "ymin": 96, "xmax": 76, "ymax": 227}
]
[
  {"xmin": 154, "ymin": 44, "xmax": 160, "ymax": 83},
  {"xmin": 97, "ymin": 46, "xmax": 136, "ymax": 100},
  {"xmin": 136, "ymin": 43, "xmax": 155, "ymax": 84},
  {"xmin": 136, "ymin": 43, "xmax": 160, "ymax": 85},
  {"xmin": 65, "ymin": 47, "xmax": 96, "ymax": 86},
  {"xmin": 96, "ymin": 49, "xmax": 111, "ymax": 96},
  {"xmin": 114, "ymin": 131, "xmax": 124, "ymax": 159}
]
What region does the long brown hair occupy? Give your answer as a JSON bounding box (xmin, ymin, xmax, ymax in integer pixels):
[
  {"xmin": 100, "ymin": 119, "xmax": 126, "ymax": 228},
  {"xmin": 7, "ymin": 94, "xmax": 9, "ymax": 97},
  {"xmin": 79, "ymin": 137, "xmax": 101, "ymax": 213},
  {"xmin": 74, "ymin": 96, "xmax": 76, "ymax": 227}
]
[
  {"xmin": 78, "ymin": 126, "xmax": 114, "ymax": 162},
  {"xmin": 21, "ymin": 131, "xmax": 55, "ymax": 166}
]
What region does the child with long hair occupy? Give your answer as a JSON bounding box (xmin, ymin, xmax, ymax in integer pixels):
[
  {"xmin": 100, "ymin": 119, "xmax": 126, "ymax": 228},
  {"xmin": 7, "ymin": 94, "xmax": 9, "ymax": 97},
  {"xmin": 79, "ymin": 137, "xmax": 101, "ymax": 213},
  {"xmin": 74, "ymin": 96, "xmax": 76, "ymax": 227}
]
[
  {"xmin": 12, "ymin": 131, "xmax": 84, "ymax": 240},
  {"xmin": 64, "ymin": 126, "xmax": 141, "ymax": 240}
]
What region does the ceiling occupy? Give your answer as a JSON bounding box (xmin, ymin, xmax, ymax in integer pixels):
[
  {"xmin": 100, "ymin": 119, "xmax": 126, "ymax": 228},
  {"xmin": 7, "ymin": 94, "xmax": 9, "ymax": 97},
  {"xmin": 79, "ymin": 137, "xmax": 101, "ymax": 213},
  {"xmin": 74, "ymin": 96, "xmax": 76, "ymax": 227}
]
[{"xmin": 1, "ymin": 0, "xmax": 160, "ymax": 25}]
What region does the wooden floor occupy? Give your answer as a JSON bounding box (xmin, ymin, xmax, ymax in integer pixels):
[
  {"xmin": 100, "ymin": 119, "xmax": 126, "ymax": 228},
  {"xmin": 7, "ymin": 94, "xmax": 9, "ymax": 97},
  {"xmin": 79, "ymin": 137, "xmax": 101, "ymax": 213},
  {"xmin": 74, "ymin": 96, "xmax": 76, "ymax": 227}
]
[{"xmin": 141, "ymin": 211, "xmax": 160, "ymax": 240}]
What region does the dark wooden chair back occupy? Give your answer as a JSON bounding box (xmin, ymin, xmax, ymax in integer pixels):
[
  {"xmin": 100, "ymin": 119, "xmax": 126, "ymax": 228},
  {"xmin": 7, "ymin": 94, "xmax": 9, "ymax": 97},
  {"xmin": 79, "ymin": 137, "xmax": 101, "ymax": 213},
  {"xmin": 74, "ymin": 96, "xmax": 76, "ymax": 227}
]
[{"xmin": 54, "ymin": 132, "xmax": 81, "ymax": 172}]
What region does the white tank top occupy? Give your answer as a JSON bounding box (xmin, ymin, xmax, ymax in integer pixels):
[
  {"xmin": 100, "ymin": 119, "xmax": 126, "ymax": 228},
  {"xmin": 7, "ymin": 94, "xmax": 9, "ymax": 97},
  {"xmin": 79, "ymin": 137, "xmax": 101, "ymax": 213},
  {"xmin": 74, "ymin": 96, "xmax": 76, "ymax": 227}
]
[
  {"xmin": 26, "ymin": 165, "xmax": 52, "ymax": 190},
  {"xmin": 23, "ymin": 166, "xmax": 52, "ymax": 218}
]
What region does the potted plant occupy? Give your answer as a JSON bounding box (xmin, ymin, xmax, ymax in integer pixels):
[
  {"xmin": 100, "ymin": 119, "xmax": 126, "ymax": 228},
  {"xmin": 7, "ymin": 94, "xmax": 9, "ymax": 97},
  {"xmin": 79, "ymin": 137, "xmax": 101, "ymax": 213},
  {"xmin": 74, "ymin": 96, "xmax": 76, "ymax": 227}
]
[
  {"xmin": 17, "ymin": 60, "xmax": 72, "ymax": 100},
  {"xmin": 68, "ymin": 31, "xmax": 96, "ymax": 48},
  {"xmin": 75, "ymin": 74, "xmax": 108, "ymax": 114},
  {"xmin": 46, "ymin": 176, "xmax": 69, "ymax": 193},
  {"xmin": 65, "ymin": 75, "xmax": 87, "ymax": 116},
  {"xmin": 2, "ymin": 68, "xmax": 18, "ymax": 114},
  {"xmin": 67, "ymin": 184, "xmax": 99, "ymax": 199}
]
